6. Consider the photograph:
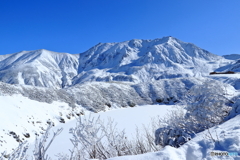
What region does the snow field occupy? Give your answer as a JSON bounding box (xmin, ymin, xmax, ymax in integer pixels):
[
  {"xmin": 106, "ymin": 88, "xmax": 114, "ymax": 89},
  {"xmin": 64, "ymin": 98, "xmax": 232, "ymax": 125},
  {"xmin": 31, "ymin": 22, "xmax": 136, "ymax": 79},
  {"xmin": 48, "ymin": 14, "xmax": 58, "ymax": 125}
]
[
  {"xmin": 44, "ymin": 104, "xmax": 178, "ymax": 158},
  {"xmin": 0, "ymin": 94, "xmax": 79, "ymax": 153},
  {"xmin": 0, "ymin": 93, "xmax": 178, "ymax": 158}
]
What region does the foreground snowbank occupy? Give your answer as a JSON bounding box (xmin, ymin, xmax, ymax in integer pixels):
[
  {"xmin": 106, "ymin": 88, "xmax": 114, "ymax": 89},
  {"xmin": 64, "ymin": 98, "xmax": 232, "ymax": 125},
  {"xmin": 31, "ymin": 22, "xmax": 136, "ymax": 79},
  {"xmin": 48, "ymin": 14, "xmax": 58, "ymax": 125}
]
[{"xmin": 108, "ymin": 115, "xmax": 240, "ymax": 160}]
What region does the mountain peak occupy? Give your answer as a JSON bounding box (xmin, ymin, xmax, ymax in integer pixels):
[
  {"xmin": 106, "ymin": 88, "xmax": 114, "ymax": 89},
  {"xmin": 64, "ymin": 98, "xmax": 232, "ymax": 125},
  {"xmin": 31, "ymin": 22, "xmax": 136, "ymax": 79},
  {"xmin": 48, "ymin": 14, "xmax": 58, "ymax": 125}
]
[
  {"xmin": 161, "ymin": 36, "xmax": 175, "ymax": 41},
  {"xmin": 0, "ymin": 37, "xmax": 229, "ymax": 87},
  {"xmin": 75, "ymin": 36, "xmax": 225, "ymax": 84}
]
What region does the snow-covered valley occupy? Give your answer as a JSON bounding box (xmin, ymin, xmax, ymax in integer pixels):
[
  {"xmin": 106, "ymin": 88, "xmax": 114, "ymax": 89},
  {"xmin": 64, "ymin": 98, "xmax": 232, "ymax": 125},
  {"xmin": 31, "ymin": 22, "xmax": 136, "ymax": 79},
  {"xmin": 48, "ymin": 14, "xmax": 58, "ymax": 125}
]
[
  {"xmin": 0, "ymin": 92, "xmax": 176, "ymax": 157},
  {"xmin": 1, "ymin": 37, "xmax": 240, "ymax": 159},
  {"xmin": 1, "ymin": 92, "xmax": 240, "ymax": 160}
]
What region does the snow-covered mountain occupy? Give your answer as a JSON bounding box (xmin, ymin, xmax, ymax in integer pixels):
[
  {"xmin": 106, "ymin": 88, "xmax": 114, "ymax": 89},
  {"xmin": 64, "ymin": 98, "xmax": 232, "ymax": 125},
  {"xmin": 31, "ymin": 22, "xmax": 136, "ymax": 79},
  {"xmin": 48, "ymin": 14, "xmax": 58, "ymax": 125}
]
[
  {"xmin": 208, "ymin": 54, "xmax": 240, "ymax": 89},
  {"xmin": 0, "ymin": 49, "xmax": 79, "ymax": 88},
  {"xmin": 216, "ymin": 59, "xmax": 240, "ymax": 73},
  {"xmin": 223, "ymin": 54, "xmax": 240, "ymax": 60},
  {"xmin": 0, "ymin": 37, "xmax": 233, "ymax": 88},
  {"xmin": 1, "ymin": 37, "xmax": 240, "ymax": 159},
  {"xmin": 74, "ymin": 36, "xmax": 229, "ymax": 84}
]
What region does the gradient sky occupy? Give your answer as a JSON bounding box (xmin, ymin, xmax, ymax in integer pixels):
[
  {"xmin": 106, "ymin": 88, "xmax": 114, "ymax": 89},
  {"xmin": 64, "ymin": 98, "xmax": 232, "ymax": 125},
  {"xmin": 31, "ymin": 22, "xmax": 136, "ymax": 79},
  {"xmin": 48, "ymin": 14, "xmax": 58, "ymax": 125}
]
[{"xmin": 0, "ymin": 0, "xmax": 240, "ymax": 56}]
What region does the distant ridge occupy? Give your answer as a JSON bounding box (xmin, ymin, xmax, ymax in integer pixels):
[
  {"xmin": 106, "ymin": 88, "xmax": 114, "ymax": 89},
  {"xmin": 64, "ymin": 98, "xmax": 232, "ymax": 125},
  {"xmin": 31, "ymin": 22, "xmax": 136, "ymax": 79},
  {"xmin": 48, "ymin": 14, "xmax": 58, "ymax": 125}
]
[{"xmin": 0, "ymin": 37, "xmax": 233, "ymax": 88}]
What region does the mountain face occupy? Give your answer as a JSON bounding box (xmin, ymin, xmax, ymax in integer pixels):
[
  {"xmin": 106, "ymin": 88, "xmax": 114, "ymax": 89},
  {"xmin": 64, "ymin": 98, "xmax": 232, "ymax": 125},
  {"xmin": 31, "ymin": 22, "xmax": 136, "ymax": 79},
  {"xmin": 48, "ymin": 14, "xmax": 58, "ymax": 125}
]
[
  {"xmin": 215, "ymin": 59, "xmax": 240, "ymax": 73},
  {"xmin": 0, "ymin": 77, "xmax": 212, "ymax": 113},
  {"xmin": 0, "ymin": 37, "xmax": 232, "ymax": 88},
  {"xmin": 0, "ymin": 49, "xmax": 79, "ymax": 88},
  {"xmin": 74, "ymin": 36, "xmax": 227, "ymax": 84}
]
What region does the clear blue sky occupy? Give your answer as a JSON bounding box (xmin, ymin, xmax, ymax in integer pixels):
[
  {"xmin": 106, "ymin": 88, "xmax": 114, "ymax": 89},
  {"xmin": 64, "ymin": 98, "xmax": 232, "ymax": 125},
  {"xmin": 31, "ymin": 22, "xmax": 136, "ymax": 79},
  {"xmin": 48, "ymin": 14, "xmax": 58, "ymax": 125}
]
[{"xmin": 0, "ymin": 0, "xmax": 240, "ymax": 56}]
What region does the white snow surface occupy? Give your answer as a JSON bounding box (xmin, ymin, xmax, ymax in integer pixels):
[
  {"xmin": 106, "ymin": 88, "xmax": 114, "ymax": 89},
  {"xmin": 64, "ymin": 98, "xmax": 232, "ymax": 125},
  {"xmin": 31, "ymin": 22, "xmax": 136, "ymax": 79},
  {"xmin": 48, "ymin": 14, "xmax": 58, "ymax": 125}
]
[
  {"xmin": 2, "ymin": 92, "xmax": 240, "ymax": 160},
  {"xmin": 0, "ymin": 94, "xmax": 79, "ymax": 153},
  {"xmin": 0, "ymin": 49, "xmax": 79, "ymax": 88},
  {"xmin": 108, "ymin": 115, "xmax": 240, "ymax": 160},
  {"xmin": 208, "ymin": 74, "xmax": 240, "ymax": 90},
  {"xmin": 0, "ymin": 93, "xmax": 177, "ymax": 158},
  {"xmin": 44, "ymin": 104, "xmax": 177, "ymax": 158},
  {"xmin": 74, "ymin": 37, "xmax": 231, "ymax": 84}
]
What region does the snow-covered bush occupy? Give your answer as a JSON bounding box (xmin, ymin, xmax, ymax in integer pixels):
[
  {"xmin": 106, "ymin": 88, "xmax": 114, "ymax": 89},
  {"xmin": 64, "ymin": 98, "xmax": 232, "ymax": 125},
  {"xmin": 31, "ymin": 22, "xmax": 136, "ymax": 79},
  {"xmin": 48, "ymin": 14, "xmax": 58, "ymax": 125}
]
[
  {"xmin": 0, "ymin": 82, "xmax": 77, "ymax": 108},
  {"xmin": 69, "ymin": 114, "xmax": 105, "ymax": 159},
  {"xmin": 155, "ymin": 127, "xmax": 191, "ymax": 148},
  {"xmin": 1, "ymin": 124, "xmax": 63, "ymax": 160},
  {"xmin": 4, "ymin": 114, "xmax": 161, "ymax": 159},
  {"xmin": 184, "ymin": 79, "xmax": 231, "ymax": 131},
  {"xmin": 0, "ymin": 77, "xmax": 204, "ymax": 113},
  {"xmin": 33, "ymin": 124, "xmax": 63, "ymax": 160},
  {"xmin": 69, "ymin": 114, "xmax": 161, "ymax": 159},
  {"xmin": 69, "ymin": 114, "xmax": 133, "ymax": 159},
  {"xmin": 155, "ymin": 80, "xmax": 232, "ymax": 147},
  {"xmin": 0, "ymin": 141, "xmax": 29, "ymax": 160},
  {"xmin": 154, "ymin": 107, "xmax": 192, "ymax": 147}
]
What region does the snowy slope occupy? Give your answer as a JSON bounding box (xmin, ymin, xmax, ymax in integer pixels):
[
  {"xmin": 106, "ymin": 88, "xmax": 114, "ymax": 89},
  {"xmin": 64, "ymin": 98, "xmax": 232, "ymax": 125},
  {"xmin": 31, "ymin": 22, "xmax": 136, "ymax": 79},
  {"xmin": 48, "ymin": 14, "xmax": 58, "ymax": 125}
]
[
  {"xmin": 208, "ymin": 74, "xmax": 240, "ymax": 90},
  {"xmin": 2, "ymin": 94, "xmax": 240, "ymax": 160},
  {"xmin": 64, "ymin": 77, "xmax": 212, "ymax": 111},
  {"xmin": 0, "ymin": 76, "xmax": 210, "ymax": 113},
  {"xmin": 0, "ymin": 53, "xmax": 11, "ymax": 61},
  {"xmin": 39, "ymin": 104, "xmax": 178, "ymax": 158},
  {"xmin": 0, "ymin": 49, "xmax": 79, "ymax": 88},
  {"xmin": 216, "ymin": 59, "xmax": 240, "ymax": 73},
  {"xmin": 0, "ymin": 94, "xmax": 84, "ymax": 153},
  {"xmin": 223, "ymin": 54, "xmax": 240, "ymax": 60},
  {"xmin": 214, "ymin": 54, "xmax": 240, "ymax": 74},
  {"xmin": 208, "ymin": 56, "xmax": 240, "ymax": 90},
  {"xmin": 1, "ymin": 77, "xmax": 230, "ymax": 158},
  {"xmin": 108, "ymin": 115, "xmax": 240, "ymax": 160},
  {"xmin": 0, "ymin": 90, "xmax": 177, "ymax": 157}
]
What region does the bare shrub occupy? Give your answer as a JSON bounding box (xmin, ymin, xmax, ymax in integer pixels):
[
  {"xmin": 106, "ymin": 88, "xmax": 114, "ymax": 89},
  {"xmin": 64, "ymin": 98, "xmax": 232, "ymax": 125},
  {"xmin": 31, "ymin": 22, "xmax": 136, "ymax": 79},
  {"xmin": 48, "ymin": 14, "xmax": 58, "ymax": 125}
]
[
  {"xmin": 0, "ymin": 141, "xmax": 29, "ymax": 160},
  {"xmin": 33, "ymin": 124, "xmax": 63, "ymax": 160},
  {"xmin": 69, "ymin": 114, "xmax": 161, "ymax": 159}
]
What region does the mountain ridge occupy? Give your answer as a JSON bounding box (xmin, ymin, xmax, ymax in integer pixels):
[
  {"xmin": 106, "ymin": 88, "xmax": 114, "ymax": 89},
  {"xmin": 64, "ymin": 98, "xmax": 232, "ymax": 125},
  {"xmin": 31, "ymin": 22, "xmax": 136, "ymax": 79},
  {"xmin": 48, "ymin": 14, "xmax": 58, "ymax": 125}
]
[
  {"xmin": 0, "ymin": 49, "xmax": 79, "ymax": 88},
  {"xmin": 0, "ymin": 37, "xmax": 234, "ymax": 88}
]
